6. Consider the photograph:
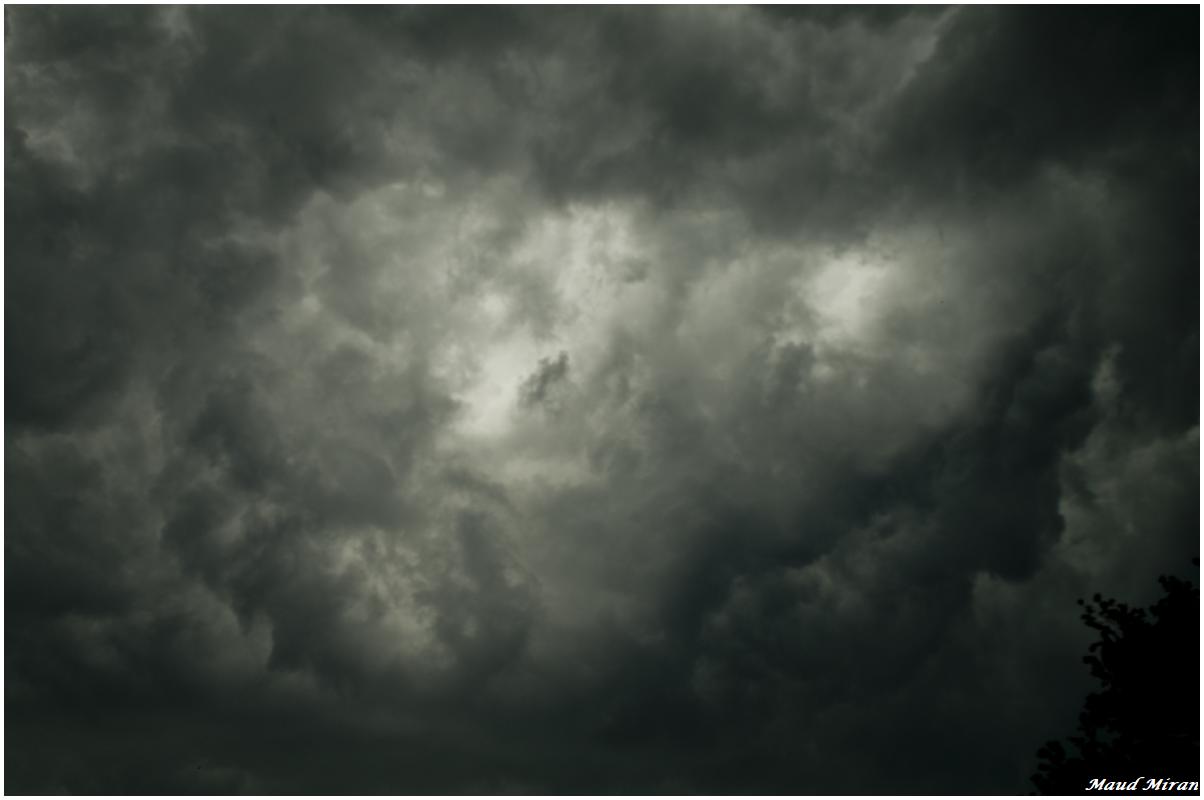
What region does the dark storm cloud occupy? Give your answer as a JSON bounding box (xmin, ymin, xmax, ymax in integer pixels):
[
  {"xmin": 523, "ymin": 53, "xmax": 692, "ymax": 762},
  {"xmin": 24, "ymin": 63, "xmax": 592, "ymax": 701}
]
[
  {"xmin": 6, "ymin": 6, "xmax": 1198, "ymax": 794},
  {"xmin": 519, "ymin": 351, "xmax": 570, "ymax": 409}
]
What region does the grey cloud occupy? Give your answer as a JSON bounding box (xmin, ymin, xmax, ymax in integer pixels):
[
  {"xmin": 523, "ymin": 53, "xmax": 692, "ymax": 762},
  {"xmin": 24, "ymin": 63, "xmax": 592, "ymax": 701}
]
[
  {"xmin": 6, "ymin": 6, "xmax": 1198, "ymax": 795},
  {"xmin": 519, "ymin": 351, "xmax": 570, "ymax": 409}
]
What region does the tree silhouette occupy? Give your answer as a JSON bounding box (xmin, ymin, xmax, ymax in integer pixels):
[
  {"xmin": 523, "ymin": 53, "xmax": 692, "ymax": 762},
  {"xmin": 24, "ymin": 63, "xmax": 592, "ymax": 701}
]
[{"xmin": 1032, "ymin": 564, "xmax": 1200, "ymax": 794}]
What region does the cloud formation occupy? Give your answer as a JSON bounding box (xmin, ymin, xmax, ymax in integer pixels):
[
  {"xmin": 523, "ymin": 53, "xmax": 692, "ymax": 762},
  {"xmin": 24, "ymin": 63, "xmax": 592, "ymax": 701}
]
[{"xmin": 6, "ymin": 6, "xmax": 1198, "ymax": 793}]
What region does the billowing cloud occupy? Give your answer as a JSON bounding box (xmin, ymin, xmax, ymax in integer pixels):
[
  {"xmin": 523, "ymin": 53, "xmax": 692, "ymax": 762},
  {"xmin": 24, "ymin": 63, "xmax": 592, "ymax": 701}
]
[{"xmin": 6, "ymin": 6, "xmax": 1198, "ymax": 793}]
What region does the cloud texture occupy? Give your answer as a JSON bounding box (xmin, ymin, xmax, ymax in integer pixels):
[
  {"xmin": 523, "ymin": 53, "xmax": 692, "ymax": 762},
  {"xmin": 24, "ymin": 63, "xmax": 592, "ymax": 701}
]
[{"xmin": 5, "ymin": 6, "xmax": 1198, "ymax": 793}]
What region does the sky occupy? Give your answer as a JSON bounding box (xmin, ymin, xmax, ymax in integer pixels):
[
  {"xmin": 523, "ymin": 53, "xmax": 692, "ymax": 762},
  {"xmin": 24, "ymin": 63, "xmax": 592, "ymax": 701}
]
[{"xmin": 4, "ymin": 6, "xmax": 1199, "ymax": 794}]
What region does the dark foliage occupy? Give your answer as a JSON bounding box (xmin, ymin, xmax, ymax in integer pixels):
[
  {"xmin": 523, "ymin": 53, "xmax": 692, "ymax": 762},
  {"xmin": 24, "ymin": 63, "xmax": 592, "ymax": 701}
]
[{"xmin": 1032, "ymin": 566, "xmax": 1200, "ymax": 794}]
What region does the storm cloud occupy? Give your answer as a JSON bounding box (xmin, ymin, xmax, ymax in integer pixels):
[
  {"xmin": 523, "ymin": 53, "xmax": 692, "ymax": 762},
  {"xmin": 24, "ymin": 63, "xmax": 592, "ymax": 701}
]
[{"xmin": 5, "ymin": 6, "xmax": 1198, "ymax": 794}]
